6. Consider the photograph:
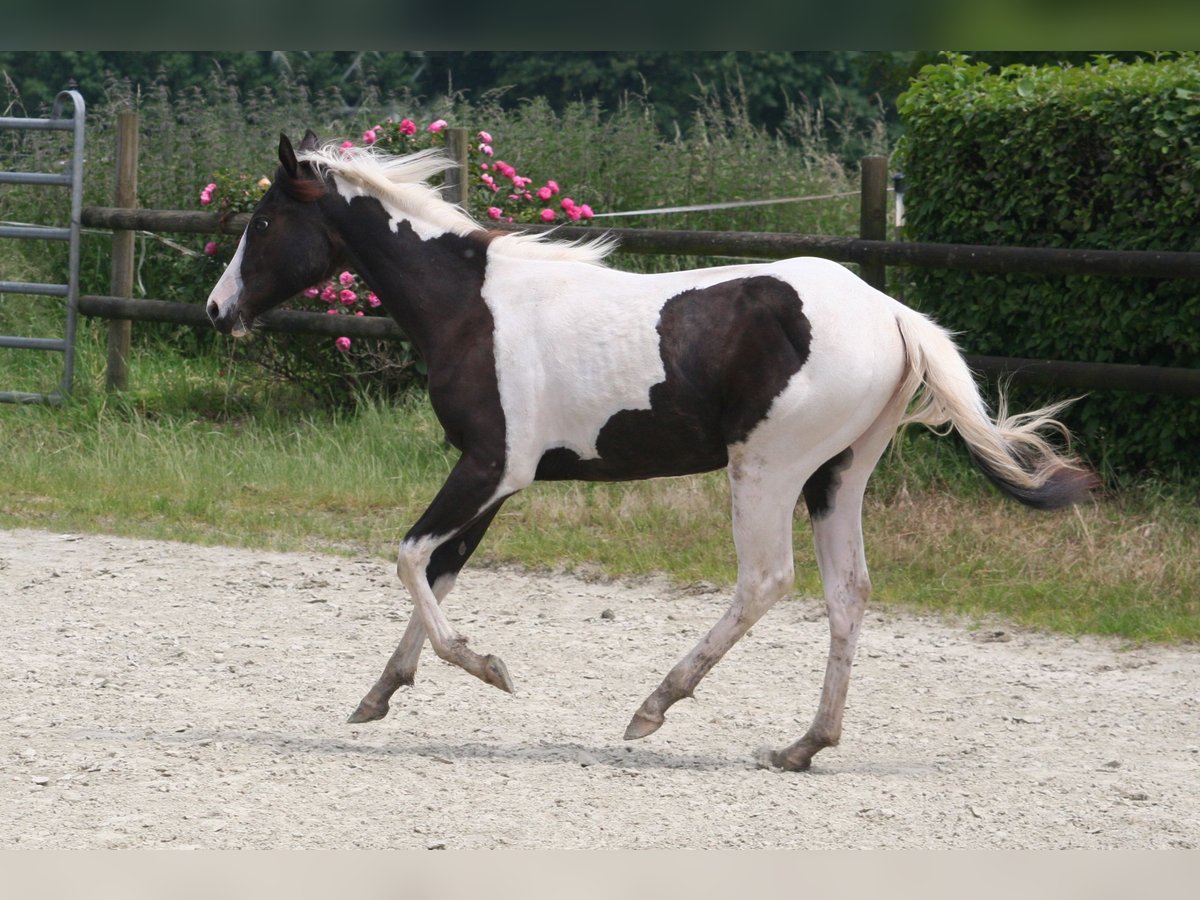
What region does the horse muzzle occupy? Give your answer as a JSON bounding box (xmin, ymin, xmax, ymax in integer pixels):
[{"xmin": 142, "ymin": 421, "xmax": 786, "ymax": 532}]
[
  {"xmin": 206, "ymin": 256, "xmax": 252, "ymax": 336},
  {"xmin": 206, "ymin": 297, "xmax": 251, "ymax": 337}
]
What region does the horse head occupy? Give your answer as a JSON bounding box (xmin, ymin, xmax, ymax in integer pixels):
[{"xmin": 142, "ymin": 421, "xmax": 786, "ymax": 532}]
[{"xmin": 206, "ymin": 129, "xmax": 339, "ymax": 336}]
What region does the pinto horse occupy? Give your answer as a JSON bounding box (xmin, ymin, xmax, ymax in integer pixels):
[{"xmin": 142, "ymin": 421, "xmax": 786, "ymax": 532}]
[{"xmin": 207, "ymin": 132, "xmax": 1096, "ymax": 770}]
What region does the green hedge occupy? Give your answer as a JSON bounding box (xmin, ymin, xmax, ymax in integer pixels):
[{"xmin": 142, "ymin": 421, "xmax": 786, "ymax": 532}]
[{"xmin": 896, "ymin": 53, "xmax": 1200, "ymax": 481}]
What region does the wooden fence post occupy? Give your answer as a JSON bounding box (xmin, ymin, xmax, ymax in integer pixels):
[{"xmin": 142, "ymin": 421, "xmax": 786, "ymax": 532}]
[
  {"xmin": 106, "ymin": 110, "xmax": 138, "ymax": 391},
  {"xmin": 859, "ymin": 155, "xmax": 888, "ymax": 291},
  {"xmin": 443, "ymin": 127, "xmax": 470, "ymax": 207}
]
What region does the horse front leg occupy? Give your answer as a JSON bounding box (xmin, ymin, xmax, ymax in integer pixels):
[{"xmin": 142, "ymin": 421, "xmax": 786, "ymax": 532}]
[
  {"xmin": 348, "ymin": 504, "xmax": 503, "ymax": 723},
  {"xmin": 352, "ymin": 454, "xmax": 516, "ymax": 715}
]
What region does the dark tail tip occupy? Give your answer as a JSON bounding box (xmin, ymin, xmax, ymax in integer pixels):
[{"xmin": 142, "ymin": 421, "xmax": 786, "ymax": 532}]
[{"xmin": 970, "ymin": 450, "xmax": 1101, "ymax": 511}]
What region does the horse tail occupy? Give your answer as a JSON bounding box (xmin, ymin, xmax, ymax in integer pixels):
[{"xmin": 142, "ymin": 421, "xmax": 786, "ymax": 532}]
[{"xmin": 892, "ymin": 305, "xmax": 1098, "ymax": 510}]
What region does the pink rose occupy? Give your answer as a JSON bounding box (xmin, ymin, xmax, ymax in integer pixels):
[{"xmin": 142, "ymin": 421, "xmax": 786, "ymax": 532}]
[
  {"xmin": 339, "ymin": 289, "xmax": 357, "ymax": 305},
  {"xmin": 354, "ymin": 310, "xmax": 364, "ymax": 317},
  {"xmin": 206, "ymin": 182, "xmax": 217, "ymax": 192},
  {"xmin": 560, "ymin": 197, "xmax": 576, "ymax": 210},
  {"xmin": 399, "ymin": 118, "xmax": 417, "ymax": 136},
  {"xmin": 479, "ymin": 144, "xmax": 494, "ymax": 157},
  {"xmin": 546, "ymin": 180, "xmax": 560, "ymax": 194},
  {"xmin": 335, "ymin": 336, "xmax": 351, "ymax": 352},
  {"xmin": 340, "ymin": 140, "xmax": 354, "ymax": 150},
  {"xmin": 481, "ymin": 173, "xmax": 495, "ymax": 187},
  {"xmin": 512, "ymin": 175, "xmax": 531, "ymax": 190},
  {"xmin": 579, "ymin": 204, "xmax": 594, "ymax": 219},
  {"xmin": 199, "ymin": 190, "xmax": 212, "ymax": 206},
  {"xmin": 566, "ymin": 206, "xmax": 582, "ymax": 222},
  {"xmin": 427, "ymin": 119, "xmax": 447, "ymax": 133},
  {"xmin": 536, "ymin": 186, "xmax": 553, "ymax": 201},
  {"xmin": 320, "ymin": 286, "xmax": 337, "ymax": 303},
  {"xmin": 487, "ymin": 207, "xmax": 502, "ymax": 220},
  {"xmin": 494, "ymin": 161, "xmax": 515, "ymax": 179},
  {"xmin": 366, "ymin": 292, "xmax": 381, "ymax": 308},
  {"xmin": 325, "ymin": 308, "xmax": 338, "ymax": 315},
  {"xmin": 539, "ymin": 208, "xmax": 556, "ymax": 223},
  {"xmin": 339, "ymin": 271, "xmax": 355, "ymax": 286},
  {"xmin": 203, "ymin": 241, "xmax": 218, "ymax": 256},
  {"xmin": 362, "ymin": 129, "xmax": 377, "ymax": 145},
  {"xmin": 303, "ymin": 286, "xmax": 320, "ymax": 298},
  {"xmin": 477, "ymin": 130, "xmax": 492, "ymax": 143}
]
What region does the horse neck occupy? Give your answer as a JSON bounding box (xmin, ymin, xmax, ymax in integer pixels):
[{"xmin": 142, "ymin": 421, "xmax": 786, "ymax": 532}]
[{"xmin": 321, "ymin": 190, "xmax": 493, "ymax": 365}]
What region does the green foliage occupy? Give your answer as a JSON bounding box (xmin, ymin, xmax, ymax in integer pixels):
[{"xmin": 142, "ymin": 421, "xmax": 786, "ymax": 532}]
[
  {"xmin": 1, "ymin": 50, "xmax": 909, "ymax": 154},
  {"xmin": 896, "ymin": 53, "xmax": 1200, "ymax": 480}
]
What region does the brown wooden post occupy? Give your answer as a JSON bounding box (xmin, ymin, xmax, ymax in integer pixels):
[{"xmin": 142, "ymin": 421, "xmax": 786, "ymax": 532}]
[
  {"xmin": 443, "ymin": 127, "xmax": 470, "ymax": 208},
  {"xmin": 859, "ymin": 155, "xmax": 888, "ymax": 291},
  {"xmin": 106, "ymin": 111, "xmax": 138, "ymax": 391}
]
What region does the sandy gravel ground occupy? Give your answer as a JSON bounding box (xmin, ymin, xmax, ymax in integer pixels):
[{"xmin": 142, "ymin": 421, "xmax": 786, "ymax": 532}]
[{"xmin": 1, "ymin": 527, "xmax": 1196, "ymax": 849}]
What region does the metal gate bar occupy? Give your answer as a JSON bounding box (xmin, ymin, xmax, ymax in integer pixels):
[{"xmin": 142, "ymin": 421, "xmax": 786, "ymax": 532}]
[{"xmin": 0, "ymin": 90, "xmax": 85, "ymax": 404}]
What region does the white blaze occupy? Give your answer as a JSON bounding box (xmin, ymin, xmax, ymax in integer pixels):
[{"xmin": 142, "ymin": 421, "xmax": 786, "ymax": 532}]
[{"xmin": 206, "ymin": 231, "xmax": 247, "ymax": 333}]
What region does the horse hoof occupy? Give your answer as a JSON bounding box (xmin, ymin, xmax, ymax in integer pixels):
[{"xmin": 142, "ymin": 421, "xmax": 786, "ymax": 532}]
[
  {"xmin": 623, "ymin": 708, "xmax": 664, "ymax": 740},
  {"xmin": 347, "ymin": 698, "xmax": 389, "ymax": 724},
  {"xmin": 754, "ymin": 746, "xmax": 813, "ymax": 772},
  {"xmin": 484, "ymin": 655, "xmax": 516, "ymax": 693}
]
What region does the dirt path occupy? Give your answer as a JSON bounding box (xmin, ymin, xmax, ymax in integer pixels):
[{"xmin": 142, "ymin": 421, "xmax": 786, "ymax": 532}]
[{"xmin": 1, "ymin": 528, "xmax": 1196, "ymax": 849}]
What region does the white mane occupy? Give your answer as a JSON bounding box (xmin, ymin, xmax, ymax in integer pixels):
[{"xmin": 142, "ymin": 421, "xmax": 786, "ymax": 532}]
[{"xmin": 296, "ymin": 143, "xmax": 617, "ymax": 266}]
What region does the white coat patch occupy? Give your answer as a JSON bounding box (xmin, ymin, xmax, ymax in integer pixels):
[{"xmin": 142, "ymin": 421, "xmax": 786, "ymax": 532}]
[
  {"xmin": 333, "ymin": 174, "xmax": 450, "ymax": 242},
  {"xmin": 481, "ymin": 255, "xmax": 668, "ymax": 485},
  {"xmin": 206, "ymin": 230, "xmax": 247, "ymax": 323}
]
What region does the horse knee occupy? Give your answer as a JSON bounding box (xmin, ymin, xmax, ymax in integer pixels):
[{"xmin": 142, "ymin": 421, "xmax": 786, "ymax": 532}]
[{"xmin": 396, "ymin": 537, "xmax": 435, "ymax": 586}]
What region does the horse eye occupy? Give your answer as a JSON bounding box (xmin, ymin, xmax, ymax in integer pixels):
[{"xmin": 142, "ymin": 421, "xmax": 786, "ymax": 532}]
[{"xmin": 253, "ymin": 217, "xmax": 269, "ymax": 232}]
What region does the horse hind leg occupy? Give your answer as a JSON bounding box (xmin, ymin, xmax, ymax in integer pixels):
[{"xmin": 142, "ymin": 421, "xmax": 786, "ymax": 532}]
[
  {"xmin": 624, "ymin": 457, "xmax": 802, "ymax": 740},
  {"xmin": 764, "ymin": 400, "xmax": 904, "ymax": 771}
]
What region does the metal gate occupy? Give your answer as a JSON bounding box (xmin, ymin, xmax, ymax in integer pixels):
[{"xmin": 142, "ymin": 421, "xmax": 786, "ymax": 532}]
[{"xmin": 0, "ymin": 90, "xmax": 85, "ymax": 404}]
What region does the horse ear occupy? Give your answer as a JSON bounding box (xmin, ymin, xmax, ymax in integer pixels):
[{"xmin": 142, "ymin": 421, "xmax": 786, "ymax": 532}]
[
  {"xmin": 279, "ymin": 133, "xmax": 299, "ymax": 179},
  {"xmin": 299, "ymin": 129, "xmax": 320, "ymax": 152}
]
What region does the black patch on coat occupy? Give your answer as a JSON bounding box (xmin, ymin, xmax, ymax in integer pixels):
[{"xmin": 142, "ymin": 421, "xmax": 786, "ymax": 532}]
[
  {"xmin": 802, "ymin": 448, "xmax": 855, "ymax": 520},
  {"xmin": 330, "ymin": 198, "xmax": 504, "ymax": 457},
  {"xmin": 535, "ymin": 276, "xmax": 812, "ymax": 481},
  {"xmin": 324, "ymin": 195, "xmax": 510, "ymax": 544}
]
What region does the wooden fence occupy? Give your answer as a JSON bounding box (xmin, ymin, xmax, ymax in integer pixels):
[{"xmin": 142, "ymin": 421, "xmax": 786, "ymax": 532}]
[{"xmin": 74, "ymin": 128, "xmax": 1200, "ymax": 397}]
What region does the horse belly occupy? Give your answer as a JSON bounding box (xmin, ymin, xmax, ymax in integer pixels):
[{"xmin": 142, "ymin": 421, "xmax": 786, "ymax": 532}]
[{"xmin": 534, "ymin": 404, "xmax": 730, "ymax": 481}]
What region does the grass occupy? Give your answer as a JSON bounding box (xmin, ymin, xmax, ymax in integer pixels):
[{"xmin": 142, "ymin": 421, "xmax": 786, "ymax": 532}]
[{"xmin": 1, "ymin": 328, "xmax": 1198, "ymax": 645}]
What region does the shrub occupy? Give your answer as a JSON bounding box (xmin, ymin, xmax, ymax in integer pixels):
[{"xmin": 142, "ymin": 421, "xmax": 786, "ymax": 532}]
[{"xmin": 896, "ymin": 53, "xmax": 1200, "ymax": 480}]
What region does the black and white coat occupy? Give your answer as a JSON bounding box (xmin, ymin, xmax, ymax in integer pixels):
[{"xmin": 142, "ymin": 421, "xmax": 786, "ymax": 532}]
[{"xmin": 207, "ymin": 134, "xmax": 1093, "ymax": 770}]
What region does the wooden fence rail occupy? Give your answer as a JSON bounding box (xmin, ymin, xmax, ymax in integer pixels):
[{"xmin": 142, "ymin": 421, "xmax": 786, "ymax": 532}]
[
  {"xmin": 79, "ymin": 206, "xmax": 1200, "ymax": 281},
  {"xmin": 77, "ymin": 206, "xmax": 1200, "ymax": 398},
  {"xmin": 70, "ymin": 123, "xmax": 1199, "ymax": 398}
]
